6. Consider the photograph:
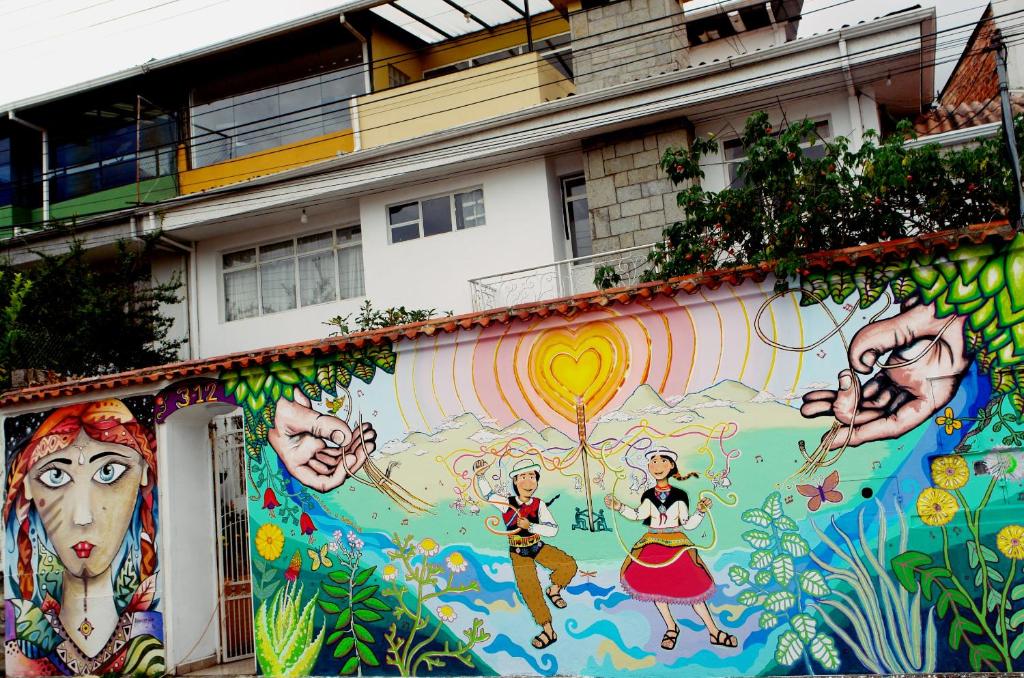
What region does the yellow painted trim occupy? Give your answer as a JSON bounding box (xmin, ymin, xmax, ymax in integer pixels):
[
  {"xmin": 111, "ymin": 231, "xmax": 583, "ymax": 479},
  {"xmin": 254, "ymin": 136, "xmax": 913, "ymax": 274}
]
[
  {"xmin": 178, "ymin": 128, "xmax": 355, "ymax": 194},
  {"xmin": 420, "ymin": 11, "xmax": 569, "ymax": 72},
  {"xmin": 357, "ymin": 51, "xmax": 573, "ymax": 149}
]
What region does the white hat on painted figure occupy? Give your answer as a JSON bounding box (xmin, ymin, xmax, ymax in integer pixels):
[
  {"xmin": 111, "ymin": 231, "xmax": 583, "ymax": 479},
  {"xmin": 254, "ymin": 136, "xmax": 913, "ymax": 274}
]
[{"xmin": 509, "ymin": 459, "xmax": 541, "ymax": 478}]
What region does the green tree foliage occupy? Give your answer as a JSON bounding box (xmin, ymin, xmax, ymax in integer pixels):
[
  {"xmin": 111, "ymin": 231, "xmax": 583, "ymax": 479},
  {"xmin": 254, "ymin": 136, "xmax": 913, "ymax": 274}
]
[
  {"xmin": 0, "ymin": 234, "xmax": 184, "ymax": 388},
  {"xmin": 607, "ymin": 111, "xmax": 1022, "ymax": 287},
  {"xmin": 325, "ymin": 300, "xmax": 453, "ymax": 337}
]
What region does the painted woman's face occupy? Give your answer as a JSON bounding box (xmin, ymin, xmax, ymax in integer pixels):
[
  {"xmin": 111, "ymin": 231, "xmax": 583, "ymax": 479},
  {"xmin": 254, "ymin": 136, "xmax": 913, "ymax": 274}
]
[
  {"xmin": 647, "ymin": 455, "xmax": 674, "ymax": 480},
  {"xmin": 24, "ymin": 430, "xmax": 148, "ymax": 578}
]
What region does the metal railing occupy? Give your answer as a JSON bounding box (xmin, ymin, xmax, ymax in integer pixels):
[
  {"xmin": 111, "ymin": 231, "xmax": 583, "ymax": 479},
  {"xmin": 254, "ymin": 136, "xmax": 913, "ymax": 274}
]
[{"xmin": 469, "ymin": 242, "xmax": 658, "ymax": 311}]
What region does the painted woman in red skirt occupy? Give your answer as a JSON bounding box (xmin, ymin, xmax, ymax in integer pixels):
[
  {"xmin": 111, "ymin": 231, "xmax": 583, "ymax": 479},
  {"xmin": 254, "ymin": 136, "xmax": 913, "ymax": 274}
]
[{"xmin": 604, "ymin": 448, "xmax": 738, "ymax": 651}]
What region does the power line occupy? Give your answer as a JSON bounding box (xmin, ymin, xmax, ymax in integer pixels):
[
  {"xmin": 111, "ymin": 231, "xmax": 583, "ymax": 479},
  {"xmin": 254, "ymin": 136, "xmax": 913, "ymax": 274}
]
[
  {"xmin": 7, "ymin": 22, "xmax": 1016, "ymax": 256},
  {"xmin": 11, "ymin": 2, "xmax": 1001, "ymax": 221}
]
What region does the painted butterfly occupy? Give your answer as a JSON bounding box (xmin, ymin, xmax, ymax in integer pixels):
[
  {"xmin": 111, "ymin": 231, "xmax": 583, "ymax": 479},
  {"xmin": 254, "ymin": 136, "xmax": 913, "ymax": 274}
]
[
  {"xmin": 796, "ymin": 470, "xmax": 843, "ymax": 511},
  {"xmin": 307, "ymin": 544, "xmax": 334, "ymax": 571}
]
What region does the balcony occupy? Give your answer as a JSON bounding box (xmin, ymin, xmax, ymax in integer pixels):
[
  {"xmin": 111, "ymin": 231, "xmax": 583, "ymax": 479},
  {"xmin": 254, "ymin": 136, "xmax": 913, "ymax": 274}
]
[
  {"xmin": 469, "ymin": 243, "xmax": 657, "ymax": 311},
  {"xmin": 356, "ymin": 50, "xmax": 574, "ymax": 149}
]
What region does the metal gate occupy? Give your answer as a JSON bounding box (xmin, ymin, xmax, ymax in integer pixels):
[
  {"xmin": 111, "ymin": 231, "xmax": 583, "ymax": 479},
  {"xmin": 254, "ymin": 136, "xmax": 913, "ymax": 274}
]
[{"xmin": 210, "ymin": 413, "xmax": 254, "ymax": 662}]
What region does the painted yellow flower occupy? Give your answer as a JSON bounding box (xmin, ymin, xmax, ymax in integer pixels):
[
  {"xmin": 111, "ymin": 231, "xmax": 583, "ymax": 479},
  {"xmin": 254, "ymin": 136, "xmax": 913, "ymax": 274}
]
[
  {"xmin": 255, "ymin": 523, "xmax": 285, "ymax": 561},
  {"xmin": 997, "ymin": 525, "xmax": 1024, "ymax": 560},
  {"xmin": 418, "ymin": 537, "xmax": 440, "ymax": 556},
  {"xmin": 935, "ymin": 407, "xmax": 962, "ymax": 435},
  {"xmin": 446, "ymin": 552, "xmax": 468, "ymax": 573},
  {"xmin": 437, "ymin": 605, "xmax": 457, "ymax": 623},
  {"xmin": 931, "ymin": 455, "xmax": 969, "ymax": 490},
  {"xmin": 916, "ymin": 488, "xmax": 958, "ymax": 527},
  {"xmin": 382, "ymin": 564, "xmax": 398, "ymax": 582}
]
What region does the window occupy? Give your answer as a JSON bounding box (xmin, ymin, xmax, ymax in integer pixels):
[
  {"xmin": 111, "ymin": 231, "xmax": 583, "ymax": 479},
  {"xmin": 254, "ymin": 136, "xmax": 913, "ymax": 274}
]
[
  {"xmin": 387, "ymin": 65, "xmax": 411, "ymax": 88},
  {"xmin": 222, "ymin": 226, "xmax": 365, "ymax": 322},
  {"xmin": 191, "ymin": 65, "xmax": 365, "ymax": 168},
  {"xmin": 0, "ymin": 137, "xmax": 11, "ymax": 206},
  {"xmin": 561, "ymin": 175, "xmax": 591, "ymax": 258},
  {"xmin": 388, "ymin": 188, "xmax": 485, "ymax": 243},
  {"xmin": 423, "ymin": 33, "xmax": 572, "ymax": 80},
  {"xmin": 722, "ymin": 119, "xmax": 831, "ymax": 189}
]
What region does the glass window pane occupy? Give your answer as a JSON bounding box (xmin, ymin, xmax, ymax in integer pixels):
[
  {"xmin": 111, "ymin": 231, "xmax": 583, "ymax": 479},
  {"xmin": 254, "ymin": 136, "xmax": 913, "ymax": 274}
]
[
  {"xmin": 391, "ymin": 223, "xmax": 419, "ymax": 243},
  {"xmin": 337, "ymin": 225, "xmax": 361, "ymax": 243},
  {"xmin": 455, "ymin": 189, "xmax": 485, "ymax": 230},
  {"xmin": 260, "ymin": 259, "xmax": 296, "ymax": 314},
  {"xmin": 260, "ymin": 239, "xmax": 294, "ymax": 261},
  {"xmin": 234, "ymin": 88, "xmax": 282, "ymax": 156},
  {"xmin": 422, "ymin": 195, "xmax": 452, "ymax": 236},
  {"xmin": 224, "ymin": 268, "xmax": 258, "ymax": 321},
  {"xmin": 388, "ymin": 202, "xmax": 419, "ymax": 225},
  {"xmin": 191, "ymin": 99, "xmax": 235, "ymax": 167},
  {"xmin": 338, "ymin": 244, "xmax": 365, "ymax": 299},
  {"xmin": 568, "ymin": 196, "xmax": 592, "ymax": 258},
  {"xmin": 723, "ymin": 139, "xmax": 745, "ymax": 161},
  {"xmin": 564, "ymin": 177, "xmax": 586, "ymax": 199},
  {"xmin": 279, "ymin": 76, "xmax": 325, "ymax": 146},
  {"xmin": 224, "ymin": 248, "xmax": 256, "ymax": 268},
  {"xmin": 297, "ymin": 231, "xmax": 333, "ymax": 253},
  {"xmin": 299, "ymin": 251, "xmax": 337, "ymax": 306}
]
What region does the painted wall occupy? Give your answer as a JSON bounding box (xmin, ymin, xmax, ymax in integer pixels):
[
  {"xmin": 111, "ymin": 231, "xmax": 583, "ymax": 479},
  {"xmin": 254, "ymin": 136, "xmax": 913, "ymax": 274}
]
[
  {"xmin": 218, "ymin": 232, "xmax": 1024, "ymax": 677},
  {"xmin": 3, "ymin": 397, "xmax": 164, "ymax": 677},
  {"xmin": 195, "ymin": 158, "xmax": 564, "ymax": 357}
]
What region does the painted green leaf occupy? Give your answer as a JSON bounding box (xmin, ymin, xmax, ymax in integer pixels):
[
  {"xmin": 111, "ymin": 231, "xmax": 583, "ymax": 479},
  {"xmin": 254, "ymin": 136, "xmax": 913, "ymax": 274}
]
[
  {"xmin": 800, "ymin": 272, "xmax": 828, "ymax": 306},
  {"xmin": 352, "ymin": 566, "xmax": 376, "ymax": 587},
  {"xmin": 341, "ymin": 656, "xmax": 360, "ymax": 675},
  {"xmin": 1011, "ymin": 631, "xmax": 1024, "ymax": 659},
  {"xmin": 949, "ymin": 617, "xmax": 983, "ymax": 651},
  {"xmin": 919, "ymin": 276, "xmax": 949, "ymax": 305},
  {"xmin": 755, "ymin": 569, "xmax": 773, "ymax": 586},
  {"xmin": 799, "ymin": 570, "xmax": 829, "ymax": 597},
  {"xmin": 742, "ymin": 530, "xmax": 772, "ymax": 549},
  {"xmin": 772, "ymin": 554, "xmax": 795, "ymax": 587},
  {"xmin": 333, "ymin": 637, "xmax": 356, "ymax": 659},
  {"xmin": 759, "ymin": 612, "xmax": 778, "ymax": 629},
  {"xmin": 1012, "ymin": 583, "xmax": 1024, "ymax": 600},
  {"xmin": 1006, "ymin": 245, "xmax": 1024, "ymax": 311},
  {"xmin": 322, "ymin": 583, "xmax": 348, "ymax": 599},
  {"xmin": 980, "ymin": 544, "xmax": 1000, "ymax": 563},
  {"xmin": 946, "ymin": 276, "xmax": 980, "ymax": 304},
  {"xmin": 728, "ymin": 566, "xmax": 749, "ymax": 586},
  {"xmin": 775, "ymin": 630, "xmax": 803, "ymax": 666},
  {"xmin": 996, "ymin": 288, "xmax": 1024, "ymax": 326},
  {"xmin": 809, "ymin": 634, "xmax": 840, "ymax": 670},
  {"xmin": 791, "ymin": 613, "xmax": 816, "ymax": 643},
  {"xmin": 352, "ymin": 623, "xmax": 374, "ymax": 644},
  {"xmin": 363, "ymin": 596, "xmax": 390, "ymax": 611},
  {"xmin": 741, "ymin": 508, "xmax": 772, "ymax": 527},
  {"xmin": 919, "ymin": 566, "xmax": 952, "ymax": 600},
  {"xmin": 750, "ymin": 550, "xmax": 773, "ymax": 569},
  {"xmin": 737, "ymin": 591, "xmax": 762, "ymax": 606},
  {"xmin": 354, "ymin": 609, "xmax": 384, "ymax": 622},
  {"xmin": 329, "ymin": 570, "xmax": 352, "ymax": 584},
  {"xmin": 889, "ymin": 274, "xmax": 917, "ymax": 301},
  {"xmin": 762, "ymin": 492, "xmax": 784, "ymax": 520},
  {"xmin": 969, "ymin": 643, "xmax": 1002, "ymax": 671},
  {"xmin": 966, "ymin": 540, "xmax": 980, "ymax": 569},
  {"xmin": 333, "ymin": 607, "xmax": 352, "ymax": 629},
  {"xmin": 352, "ymin": 585, "xmax": 379, "ymax": 604},
  {"xmin": 890, "ymin": 551, "xmax": 932, "ymax": 593},
  {"xmin": 775, "ymin": 516, "xmax": 799, "ymax": 532},
  {"xmin": 953, "ymin": 243, "xmax": 995, "ymax": 282},
  {"xmin": 764, "ymin": 590, "xmax": 796, "ymax": 613},
  {"xmin": 356, "ymin": 640, "xmax": 381, "ymax": 667},
  {"xmin": 979, "ymin": 256, "xmax": 1006, "ymax": 297},
  {"xmin": 780, "ymin": 532, "xmax": 810, "ymax": 557},
  {"xmin": 827, "ymin": 268, "xmax": 856, "ymax": 304},
  {"xmin": 318, "ymin": 600, "xmax": 342, "ymax": 615},
  {"xmin": 911, "ymin": 262, "xmax": 940, "ymax": 288}
]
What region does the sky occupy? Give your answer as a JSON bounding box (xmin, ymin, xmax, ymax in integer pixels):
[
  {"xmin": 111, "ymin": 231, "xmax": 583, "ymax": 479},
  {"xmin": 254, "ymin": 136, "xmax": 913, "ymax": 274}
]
[{"xmin": 0, "ymin": 0, "xmax": 986, "ymax": 110}]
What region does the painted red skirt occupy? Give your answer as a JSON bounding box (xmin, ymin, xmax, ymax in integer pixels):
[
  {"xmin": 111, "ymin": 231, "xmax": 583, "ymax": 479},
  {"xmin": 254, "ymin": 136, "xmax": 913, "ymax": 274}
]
[{"xmin": 619, "ymin": 531, "xmax": 716, "ymax": 604}]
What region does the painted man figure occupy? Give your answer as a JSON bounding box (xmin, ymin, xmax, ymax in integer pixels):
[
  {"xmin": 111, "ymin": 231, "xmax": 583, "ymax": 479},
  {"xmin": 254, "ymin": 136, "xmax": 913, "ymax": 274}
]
[{"xmin": 474, "ymin": 458, "xmax": 577, "ymax": 649}]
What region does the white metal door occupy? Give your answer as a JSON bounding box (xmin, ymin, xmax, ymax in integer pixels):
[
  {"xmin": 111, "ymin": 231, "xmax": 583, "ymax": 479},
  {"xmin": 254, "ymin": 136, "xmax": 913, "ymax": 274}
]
[{"xmin": 210, "ymin": 413, "xmax": 254, "ymax": 662}]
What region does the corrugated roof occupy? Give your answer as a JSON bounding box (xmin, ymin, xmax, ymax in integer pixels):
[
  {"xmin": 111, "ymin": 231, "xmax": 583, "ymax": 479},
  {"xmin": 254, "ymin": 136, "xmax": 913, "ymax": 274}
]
[{"xmin": 0, "ymin": 220, "xmax": 1013, "ymax": 409}]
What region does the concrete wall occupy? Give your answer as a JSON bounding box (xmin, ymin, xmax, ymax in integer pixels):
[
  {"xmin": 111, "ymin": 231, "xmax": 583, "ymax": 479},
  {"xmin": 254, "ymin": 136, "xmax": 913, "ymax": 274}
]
[{"xmin": 195, "ymin": 158, "xmax": 564, "ymax": 357}]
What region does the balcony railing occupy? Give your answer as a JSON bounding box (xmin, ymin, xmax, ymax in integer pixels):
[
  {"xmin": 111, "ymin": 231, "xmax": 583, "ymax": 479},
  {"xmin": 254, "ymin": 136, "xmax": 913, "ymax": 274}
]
[{"xmin": 469, "ymin": 243, "xmax": 658, "ymax": 311}]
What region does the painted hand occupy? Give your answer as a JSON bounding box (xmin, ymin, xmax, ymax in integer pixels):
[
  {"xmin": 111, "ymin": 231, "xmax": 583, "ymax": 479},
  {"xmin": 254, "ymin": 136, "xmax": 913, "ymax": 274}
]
[
  {"xmin": 697, "ymin": 497, "xmax": 712, "ymax": 513},
  {"xmin": 603, "ymin": 494, "xmax": 622, "ymax": 511},
  {"xmin": 516, "ymin": 517, "xmax": 531, "ymax": 530},
  {"xmin": 268, "ymin": 387, "xmax": 377, "ymax": 492},
  {"xmin": 472, "ymin": 459, "xmax": 491, "ymax": 477},
  {"xmin": 801, "ymin": 302, "xmax": 970, "ymax": 449}
]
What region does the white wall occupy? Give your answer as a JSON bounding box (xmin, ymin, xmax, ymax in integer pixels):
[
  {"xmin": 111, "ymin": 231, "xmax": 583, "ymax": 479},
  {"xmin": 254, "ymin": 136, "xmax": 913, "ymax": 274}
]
[
  {"xmin": 195, "ymin": 157, "xmax": 563, "ymax": 357},
  {"xmin": 151, "ymin": 252, "xmax": 190, "ymax": 361},
  {"xmin": 159, "ymin": 404, "xmax": 226, "ymax": 672},
  {"xmin": 693, "ymin": 92, "xmax": 857, "ymax": 193}
]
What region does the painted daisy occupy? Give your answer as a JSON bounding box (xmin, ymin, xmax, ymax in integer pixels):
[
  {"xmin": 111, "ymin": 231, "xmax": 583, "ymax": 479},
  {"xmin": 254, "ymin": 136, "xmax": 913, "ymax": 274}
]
[
  {"xmin": 437, "ymin": 605, "xmax": 457, "ymax": 623},
  {"xmin": 931, "ymin": 455, "xmax": 969, "ymax": 490},
  {"xmin": 446, "ymin": 551, "xmax": 468, "ymax": 573},
  {"xmin": 418, "ymin": 537, "xmax": 440, "ymax": 556},
  {"xmin": 382, "ymin": 564, "xmax": 398, "ymax": 582},
  {"xmin": 997, "ymin": 525, "xmax": 1024, "ymax": 560},
  {"xmin": 916, "ymin": 488, "xmax": 958, "ymax": 527}
]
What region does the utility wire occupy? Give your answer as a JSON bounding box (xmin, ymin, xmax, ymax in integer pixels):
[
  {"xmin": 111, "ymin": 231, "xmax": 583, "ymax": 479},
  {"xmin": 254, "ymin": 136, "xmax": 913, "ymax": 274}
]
[{"xmin": 7, "ymin": 24, "xmax": 1017, "ymax": 255}]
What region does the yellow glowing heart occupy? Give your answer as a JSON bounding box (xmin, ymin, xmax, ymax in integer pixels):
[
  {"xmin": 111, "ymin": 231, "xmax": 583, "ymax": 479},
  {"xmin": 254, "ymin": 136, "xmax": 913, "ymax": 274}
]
[{"xmin": 528, "ymin": 322, "xmax": 629, "ymax": 421}]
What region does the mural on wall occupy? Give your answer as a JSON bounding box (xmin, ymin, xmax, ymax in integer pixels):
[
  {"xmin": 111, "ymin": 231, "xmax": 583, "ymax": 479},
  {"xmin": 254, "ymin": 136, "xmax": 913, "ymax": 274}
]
[
  {"xmin": 3, "ymin": 397, "xmax": 163, "ymax": 677},
  {"xmin": 223, "ymin": 234, "xmax": 1024, "ymax": 677}
]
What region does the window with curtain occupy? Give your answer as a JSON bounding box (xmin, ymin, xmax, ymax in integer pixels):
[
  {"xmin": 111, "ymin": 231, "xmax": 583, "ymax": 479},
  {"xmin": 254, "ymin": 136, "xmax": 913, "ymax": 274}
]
[
  {"xmin": 722, "ymin": 118, "xmax": 831, "ymax": 189},
  {"xmin": 222, "ymin": 226, "xmax": 365, "ymax": 322}
]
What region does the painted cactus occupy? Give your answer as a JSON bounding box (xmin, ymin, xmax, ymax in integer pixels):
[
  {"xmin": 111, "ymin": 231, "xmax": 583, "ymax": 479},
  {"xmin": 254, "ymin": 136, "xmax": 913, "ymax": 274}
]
[{"xmin": 254, "ymin": 584, "xmax": 325, "ymax": 677}]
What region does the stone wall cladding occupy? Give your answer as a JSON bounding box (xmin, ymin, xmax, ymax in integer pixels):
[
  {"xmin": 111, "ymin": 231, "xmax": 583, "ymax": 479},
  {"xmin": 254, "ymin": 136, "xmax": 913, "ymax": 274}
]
[
  {"xmin": 583, "ymin": 120, "xmax": 692, "ymax": 253},
  {"xmin": 571, "ymin": 0, "xmax": 688, "ymax": 94}
]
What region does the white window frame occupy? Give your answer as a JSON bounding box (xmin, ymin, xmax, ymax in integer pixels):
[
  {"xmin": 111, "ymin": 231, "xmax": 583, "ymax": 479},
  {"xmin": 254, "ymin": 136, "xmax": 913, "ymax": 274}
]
[
  {"xmin": 221, "ymin": 225, "xmax": 365, "ymax": 322},
  {"xmin": 386, "ymin": 187, "xmax": 486, "ymax": 244},
  {"xmin": 560, "ymin": 174, "xmax": 590, "ymax": 259},
  {"xmin": 721, "ymin": 117, "xmax": 832, "ymax": 189}
]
